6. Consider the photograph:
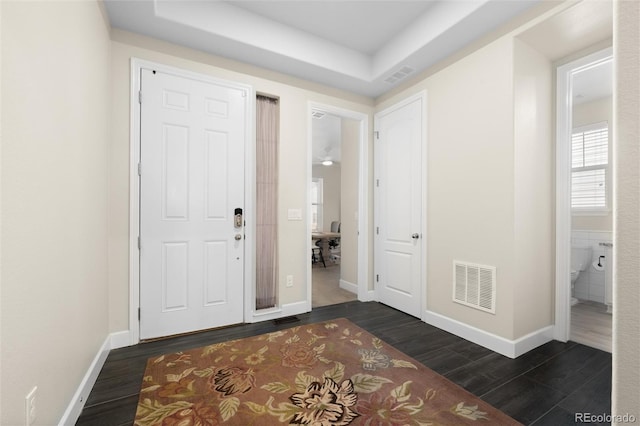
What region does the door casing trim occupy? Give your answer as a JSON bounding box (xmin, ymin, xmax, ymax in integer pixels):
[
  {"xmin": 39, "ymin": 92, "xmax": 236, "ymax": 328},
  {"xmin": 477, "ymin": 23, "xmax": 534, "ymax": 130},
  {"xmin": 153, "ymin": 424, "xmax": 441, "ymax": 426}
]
[
  {"xmin": 554, "ymin": 47, "xmax": 613, "ymax": 341},
  {"xmin": 129, "ymin": 58, "xmax": 254, "ymax": 344}
]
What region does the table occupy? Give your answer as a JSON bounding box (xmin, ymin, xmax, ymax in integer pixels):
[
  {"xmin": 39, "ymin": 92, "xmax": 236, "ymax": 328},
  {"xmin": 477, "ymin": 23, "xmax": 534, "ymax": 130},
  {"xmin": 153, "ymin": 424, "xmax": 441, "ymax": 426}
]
[{"xmin": 312, "ymin": 232, "xmax": 341, "ymax": 265}]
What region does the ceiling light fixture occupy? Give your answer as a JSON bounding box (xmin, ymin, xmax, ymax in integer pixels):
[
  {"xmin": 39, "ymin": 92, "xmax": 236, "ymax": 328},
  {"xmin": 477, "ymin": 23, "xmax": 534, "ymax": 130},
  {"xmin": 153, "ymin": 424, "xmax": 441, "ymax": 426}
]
[{"xmin": 322, "ymin": 160, "xmax": 333, "ymax": 166}]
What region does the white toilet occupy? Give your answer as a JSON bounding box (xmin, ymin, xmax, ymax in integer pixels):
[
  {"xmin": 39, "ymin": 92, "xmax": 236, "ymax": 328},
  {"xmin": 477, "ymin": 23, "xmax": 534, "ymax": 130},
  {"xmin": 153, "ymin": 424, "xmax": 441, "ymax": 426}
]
[{"xmin": 571, "ymin": 246, "xmax": 592, "ymax": 305}]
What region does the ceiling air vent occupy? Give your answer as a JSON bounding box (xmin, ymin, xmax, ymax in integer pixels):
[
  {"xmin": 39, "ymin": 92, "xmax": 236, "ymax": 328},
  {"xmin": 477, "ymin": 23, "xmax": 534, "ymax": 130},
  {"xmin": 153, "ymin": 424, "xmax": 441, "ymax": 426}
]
[
  {"xmin": 311, "ymin": 110, "xmax": 326, "ymax": 119},
  {"xmin": 453, "ymin": 261, "xmax": 496, "ymax": 314},
  {"xmin": 384, "ymin": 66, "xmax": 415, "ymax": 84}
]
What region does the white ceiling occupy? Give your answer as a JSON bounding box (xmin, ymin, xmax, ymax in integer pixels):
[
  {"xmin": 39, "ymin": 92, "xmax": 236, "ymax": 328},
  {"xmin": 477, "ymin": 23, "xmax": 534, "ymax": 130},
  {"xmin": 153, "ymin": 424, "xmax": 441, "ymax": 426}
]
[
  {"xmin": 312, "ymin": 113, "xmax": 342, "ymax": 165},
  {"xmin": 104, "ymin": 0, "xmax": 539, "ymax": 98},
  {"xmin": 230, "ymin": 1, "xmax": 437, "ymax": 55},
  {"xmin": 573, "ymin": 59, "xmax": 613, "ymax": 105},
  {"xmin": 104, "ymin": 0, "xmax": 613, "ymax": 168}
]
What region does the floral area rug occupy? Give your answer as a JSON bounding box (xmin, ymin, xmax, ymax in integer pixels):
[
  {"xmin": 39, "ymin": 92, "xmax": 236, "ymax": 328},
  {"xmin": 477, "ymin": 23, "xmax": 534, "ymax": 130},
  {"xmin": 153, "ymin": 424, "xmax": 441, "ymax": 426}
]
[{"xmin": 134, "ymin": 318, "xmax": 521, "ymax": 425}]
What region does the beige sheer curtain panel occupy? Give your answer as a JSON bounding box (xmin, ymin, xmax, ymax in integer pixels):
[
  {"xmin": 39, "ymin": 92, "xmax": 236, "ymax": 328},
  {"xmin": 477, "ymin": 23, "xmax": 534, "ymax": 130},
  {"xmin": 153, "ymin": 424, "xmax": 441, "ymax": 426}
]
[{"xmin": 255, "ymin": 95, "xmax": 279, "ymax": 310}]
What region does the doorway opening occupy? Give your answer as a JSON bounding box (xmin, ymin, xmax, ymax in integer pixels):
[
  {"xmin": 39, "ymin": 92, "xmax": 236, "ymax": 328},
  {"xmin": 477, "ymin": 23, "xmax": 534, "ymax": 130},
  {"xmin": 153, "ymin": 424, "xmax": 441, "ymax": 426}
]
[
  {"xmin": 555, "ymin": 47, "xmax": 613, "ymax": 352},
  {"xmin": 307, "ymin": 103, "xmax": 369, "ymax": 309}
]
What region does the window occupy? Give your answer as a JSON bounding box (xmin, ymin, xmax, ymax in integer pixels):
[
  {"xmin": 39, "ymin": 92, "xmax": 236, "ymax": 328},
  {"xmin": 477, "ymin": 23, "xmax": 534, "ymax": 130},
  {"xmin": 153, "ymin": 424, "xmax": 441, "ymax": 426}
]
[
  {"xmin": 256, "ymin": 95, "xmax": 279, "ymax": 310},
  {"xmin": 311, "ymin": 178, "xmax": 323, "ymax": 232},
  {"xmin": 571, "ymin": 122, "xmax": 609, "ymax": 212}
]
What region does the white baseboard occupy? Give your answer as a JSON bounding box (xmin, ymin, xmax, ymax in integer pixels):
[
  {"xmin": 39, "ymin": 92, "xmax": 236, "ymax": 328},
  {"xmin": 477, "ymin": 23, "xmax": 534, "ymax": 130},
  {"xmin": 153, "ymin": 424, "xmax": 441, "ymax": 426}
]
[
  {"xmin": 58, "ymin": 335, "xmax": 111, "ymax": 425},
  {"xmin": 359, "ymin": 289, "xmax": 376, "ymax": 302},
  {"xmin": 59, "ymin": 330, "xmax": 135, "ymax": 425},
  {"xmin": 280, "ymin": 300, "xmax": 310, "ymax": 317},
  {"xmin": 513, "ymin": 325, "xmax": 555, "ymax": 356},
  {"xmin": 110, "ymin": 330, "xmax": 132, "ymax": 349},
  {"xmin": 248, "ymin": 300, "xmax": 310, "ymax": 323},
  {"xmin": 339, "ymin": 279, "xmax": 358, "ymax": 294},
  {"xmin": 422, "ymin": 309, "xmax": 553, "ymax": 359}
]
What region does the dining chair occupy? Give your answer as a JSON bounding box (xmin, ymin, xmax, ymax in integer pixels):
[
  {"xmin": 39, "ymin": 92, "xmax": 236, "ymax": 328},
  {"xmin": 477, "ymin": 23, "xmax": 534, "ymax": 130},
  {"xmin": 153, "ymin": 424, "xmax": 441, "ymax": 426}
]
[{"xmin": 311, "ymin": 239, "xmax": 326, "ymax": 267}]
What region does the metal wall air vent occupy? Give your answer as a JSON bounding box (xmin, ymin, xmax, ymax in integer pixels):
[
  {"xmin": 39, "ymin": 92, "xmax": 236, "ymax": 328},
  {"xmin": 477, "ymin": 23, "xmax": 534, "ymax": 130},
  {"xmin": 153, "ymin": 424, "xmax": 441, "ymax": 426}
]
[
  {"xmin": 311, "ymin": 110, "xmax": 326, "ymax": 119},
  {"xmin": 453, "ymin": 260, "xmax": 496, "ymax": 314},
  {"xmin": 383, "ymin": 66, "xmax": 415, "ymax": 85}
]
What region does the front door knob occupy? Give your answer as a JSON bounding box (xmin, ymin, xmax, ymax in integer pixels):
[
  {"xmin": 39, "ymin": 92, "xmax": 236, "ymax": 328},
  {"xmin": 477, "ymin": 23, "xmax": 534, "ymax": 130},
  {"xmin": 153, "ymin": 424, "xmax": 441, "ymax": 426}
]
[{"xmin": 411, "ymin": 233, "xmax": 420, "ymax": 239}]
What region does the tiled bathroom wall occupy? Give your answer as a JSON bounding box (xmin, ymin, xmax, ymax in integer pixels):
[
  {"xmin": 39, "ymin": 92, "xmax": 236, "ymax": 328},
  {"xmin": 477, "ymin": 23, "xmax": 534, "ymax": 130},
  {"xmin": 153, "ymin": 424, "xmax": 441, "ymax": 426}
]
[{"xmin": 571, "ymin": 230, "xmax": 613, "ymax": 303}]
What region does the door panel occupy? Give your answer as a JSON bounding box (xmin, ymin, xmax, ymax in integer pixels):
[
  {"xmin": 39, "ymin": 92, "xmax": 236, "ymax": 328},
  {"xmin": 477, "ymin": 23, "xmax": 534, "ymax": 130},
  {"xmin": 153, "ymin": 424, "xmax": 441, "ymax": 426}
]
[
  {"xmin": 385, "ymin": 251, "xmax": 413, "ymax": 295},
  {"xmin": 140, "ymin": 69, "xmax": 246, "ymax": 339},
  {"xmin": 162, "ymin": 242, "xmax": 188, "ymax": 311},
  {"xmin": 162, "ymin": 124, "xmax": 189, "ymax": 220},
  {"xmin": 375, "ymin": 96, "xmax": 424, "ymax": 318},
  {"xmin": 205, "ymin": 131, "xmax": 229, "ymax": 219},
  {"xmin": 203, "ymin": 240, "xmax": 228, "ymax": 305}
]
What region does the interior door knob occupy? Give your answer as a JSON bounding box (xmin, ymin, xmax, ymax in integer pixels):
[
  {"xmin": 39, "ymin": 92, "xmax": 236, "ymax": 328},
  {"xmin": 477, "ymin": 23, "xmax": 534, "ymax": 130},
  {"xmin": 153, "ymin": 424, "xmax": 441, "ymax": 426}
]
[
  {"xmin": 411, "ymin": 233, "xmax": 420, "ymax": 239},
  {"xmin": 235, "ymin": 234, "xmax": 242, "ymax": 241}
]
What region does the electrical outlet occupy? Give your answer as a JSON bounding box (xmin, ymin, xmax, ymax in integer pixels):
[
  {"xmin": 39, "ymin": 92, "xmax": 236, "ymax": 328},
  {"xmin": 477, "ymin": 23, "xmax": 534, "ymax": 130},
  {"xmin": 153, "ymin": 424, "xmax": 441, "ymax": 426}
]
[
  {"xmin": 286, "ymin": 275, "xmax": 293, "ymax": 287},
  {"xmin": 25, "ymin": 386, "xmax": 37, "ymax": 426}
]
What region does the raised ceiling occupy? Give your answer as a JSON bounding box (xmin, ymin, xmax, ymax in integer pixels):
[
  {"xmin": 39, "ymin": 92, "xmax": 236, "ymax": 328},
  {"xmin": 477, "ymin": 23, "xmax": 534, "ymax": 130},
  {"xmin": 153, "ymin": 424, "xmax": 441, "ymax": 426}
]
[{"xmin": 104, "ymin": 0, "xmax": 539, "ymax": 98}]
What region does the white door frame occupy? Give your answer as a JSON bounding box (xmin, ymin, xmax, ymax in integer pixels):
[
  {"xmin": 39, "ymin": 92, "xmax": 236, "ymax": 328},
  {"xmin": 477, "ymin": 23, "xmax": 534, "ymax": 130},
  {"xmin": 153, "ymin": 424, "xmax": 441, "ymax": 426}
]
[
  {"xmin": 306, "ymin": 102, "xmax": 370, "ymax": 308},
  {"xmin": 129, "ymin": 58, "xmax": 254, "ymax": 344},
  {"xmin": 554, "ymin": 47, "xmax": 612, "ymax": 341},
  {"xmin": 373, "ymin": 91, "xmax": 427, "ymax": 316}
]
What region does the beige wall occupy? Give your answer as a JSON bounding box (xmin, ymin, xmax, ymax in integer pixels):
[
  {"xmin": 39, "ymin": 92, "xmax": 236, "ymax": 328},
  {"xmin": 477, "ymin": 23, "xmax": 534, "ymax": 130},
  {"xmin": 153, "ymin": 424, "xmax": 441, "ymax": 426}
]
[
  {"xmin": 340, "ymin": 119, "xmax": 360, "ymax": 286},
  {"xmin": 574, "ymin": 95, "xmax": 613, "ymax": 128},
  {"xmin": 374, "ymin": 26, "xmax": 557, "ymax": 340},
  {"xmin": 1, "ymin": 1, "xmax": 111, "ymax": 424},
  {"xmin": 370, "ymin": 1, "xmax": 621, "ymax": 344},
  {"xmin": 512, "ymin": 38, "xmax": 554, "ymax": 337},
  {"xmin": 377, "ymin": 37, "xmax": 522, "ymax": 339},
  {"xmin": 613, "ymin": 0, "xmax": 640, "ymax": 420},
  {"xmin": 109, "ymin": 30, "xmax": 373, "ymax": 330},
  {"xmin": 312, "ymin": 165, "xmax": 341, "ymax": 232},
  {"xmin": 572, "ymin": 96, "xmax": 614, "ymax": 231}
]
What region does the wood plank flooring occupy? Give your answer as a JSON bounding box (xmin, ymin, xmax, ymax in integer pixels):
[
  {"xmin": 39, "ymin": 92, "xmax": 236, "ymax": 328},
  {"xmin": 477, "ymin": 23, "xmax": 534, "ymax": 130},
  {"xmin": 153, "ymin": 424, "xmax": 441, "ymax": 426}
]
[
  {"xmin": 312, "ymin": 263, "xmax": 357, "ymax": 308},
  {"xmin": 77, "ymin": 302, "xmax": 611, "ymax": 425},
  {"xmin": 570, "ymin": 301, "xmax": 612, "ymax": 353}
]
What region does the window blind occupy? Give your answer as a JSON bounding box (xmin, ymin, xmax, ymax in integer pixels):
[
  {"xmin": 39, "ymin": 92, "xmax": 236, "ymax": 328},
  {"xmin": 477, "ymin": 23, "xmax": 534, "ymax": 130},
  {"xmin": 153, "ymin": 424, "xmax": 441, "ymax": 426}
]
[
  {"xmin": 255, "ymin": 95, "xmax": 279, "ymax": 310},
  {"xmin": 311, "ymin": 178, "xmax": 323, "ymax": 232},
  {"xmin": 571, "ymin": 123, "xmax": 608, "ymax": 210}
]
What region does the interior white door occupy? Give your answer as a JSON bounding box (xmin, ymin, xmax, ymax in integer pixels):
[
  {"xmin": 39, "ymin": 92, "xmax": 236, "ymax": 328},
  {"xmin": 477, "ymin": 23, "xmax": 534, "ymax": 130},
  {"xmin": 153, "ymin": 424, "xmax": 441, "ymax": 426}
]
[
  {"xmin": 375, "ymin": 95, "xmax": 424, "ymax": 318},
  {"xmin": 139, "ymin": 68, "xmax": 246, "ymax": 339}
]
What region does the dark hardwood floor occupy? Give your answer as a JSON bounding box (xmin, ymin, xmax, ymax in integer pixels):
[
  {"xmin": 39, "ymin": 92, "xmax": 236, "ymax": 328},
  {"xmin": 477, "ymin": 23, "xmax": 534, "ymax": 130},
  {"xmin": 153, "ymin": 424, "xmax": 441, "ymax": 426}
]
[{"xmin": 77, "ymin": 301, "xmax": 611, "ymax": 425}]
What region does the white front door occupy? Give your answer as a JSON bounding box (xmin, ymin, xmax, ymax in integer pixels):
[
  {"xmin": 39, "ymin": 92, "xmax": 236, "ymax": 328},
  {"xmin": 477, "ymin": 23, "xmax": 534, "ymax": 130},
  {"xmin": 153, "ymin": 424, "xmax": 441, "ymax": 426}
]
[
  {"xmin": 139, "ymin": 68, "xmax": 247, "ymax": 339},
  {"xmin": 375, "ymin": 94, "xmax": 425, "ymax": 318}
]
